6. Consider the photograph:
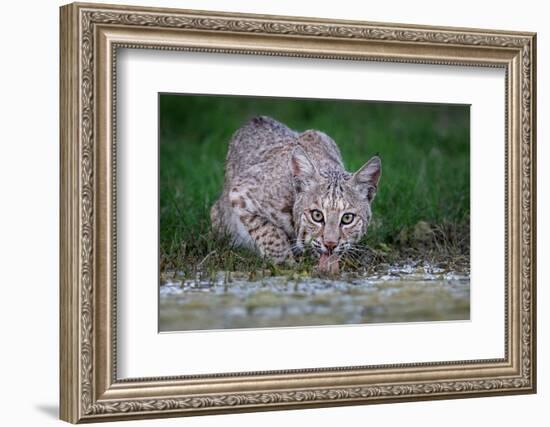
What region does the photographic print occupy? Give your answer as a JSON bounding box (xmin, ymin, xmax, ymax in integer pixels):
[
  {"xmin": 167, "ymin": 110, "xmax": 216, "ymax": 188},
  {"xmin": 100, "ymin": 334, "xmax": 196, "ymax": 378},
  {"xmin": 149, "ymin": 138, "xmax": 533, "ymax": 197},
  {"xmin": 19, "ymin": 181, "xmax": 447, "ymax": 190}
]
[{"xmin": 159, "ymin": 94, "xmax": 470, "ymax": 331}]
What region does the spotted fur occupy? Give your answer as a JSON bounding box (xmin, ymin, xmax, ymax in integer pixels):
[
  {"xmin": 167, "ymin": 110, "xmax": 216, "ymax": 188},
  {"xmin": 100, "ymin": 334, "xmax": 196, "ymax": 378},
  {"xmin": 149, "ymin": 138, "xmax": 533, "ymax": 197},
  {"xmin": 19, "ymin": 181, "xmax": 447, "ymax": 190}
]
[{"xmin": 211, "ymin": 116, "xmax": 381, "ymax": 264}]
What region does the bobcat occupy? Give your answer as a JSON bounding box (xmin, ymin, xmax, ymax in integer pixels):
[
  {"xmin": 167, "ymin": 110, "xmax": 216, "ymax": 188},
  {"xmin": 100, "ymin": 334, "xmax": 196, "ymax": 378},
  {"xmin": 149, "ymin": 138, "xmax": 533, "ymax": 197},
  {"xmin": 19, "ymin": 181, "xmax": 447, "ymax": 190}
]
[{"xmin": 210, "ymin": 116, "xmax": 381, "ymax": 273}]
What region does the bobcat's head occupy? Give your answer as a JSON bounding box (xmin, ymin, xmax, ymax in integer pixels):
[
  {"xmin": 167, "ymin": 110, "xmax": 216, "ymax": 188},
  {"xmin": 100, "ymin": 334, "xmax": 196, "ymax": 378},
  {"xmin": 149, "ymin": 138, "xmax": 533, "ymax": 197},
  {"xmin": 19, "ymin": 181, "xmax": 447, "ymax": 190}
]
[{"xmin": 290, "ymin": 146, "xmax": 381, "ymax": 258}]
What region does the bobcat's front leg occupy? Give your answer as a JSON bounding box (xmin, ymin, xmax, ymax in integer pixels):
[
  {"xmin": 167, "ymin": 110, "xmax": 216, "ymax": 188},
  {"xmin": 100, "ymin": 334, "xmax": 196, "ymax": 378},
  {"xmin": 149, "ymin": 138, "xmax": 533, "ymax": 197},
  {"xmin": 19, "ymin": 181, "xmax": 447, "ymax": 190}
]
[
  {"xmin": 228, "ymin": 187, "xmax": 294, "ymax": 265},
  {"xmin": 240, "ymin": 214, "xmax": 294, "ymax": 265}
]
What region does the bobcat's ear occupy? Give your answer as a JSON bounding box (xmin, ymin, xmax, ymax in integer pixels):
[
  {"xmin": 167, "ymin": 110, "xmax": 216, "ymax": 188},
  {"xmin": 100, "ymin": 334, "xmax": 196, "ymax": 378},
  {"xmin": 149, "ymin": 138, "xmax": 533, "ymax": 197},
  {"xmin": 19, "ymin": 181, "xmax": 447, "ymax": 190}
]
[
  {"xmin": 352, "ymin": 156, "xmax": 381, "ymax": 202},
  {"xmin": 290, "ymin": 147, "xmax": 317, "ymax": 192}
]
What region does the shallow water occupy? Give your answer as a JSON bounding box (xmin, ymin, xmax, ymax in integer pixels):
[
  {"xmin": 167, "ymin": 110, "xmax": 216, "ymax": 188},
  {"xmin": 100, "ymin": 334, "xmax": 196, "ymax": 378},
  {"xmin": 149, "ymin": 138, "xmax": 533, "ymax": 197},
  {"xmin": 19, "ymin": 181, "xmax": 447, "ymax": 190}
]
[{"xmin": 159, "ymin": 263, "xmax": 469, "ymax": 332}]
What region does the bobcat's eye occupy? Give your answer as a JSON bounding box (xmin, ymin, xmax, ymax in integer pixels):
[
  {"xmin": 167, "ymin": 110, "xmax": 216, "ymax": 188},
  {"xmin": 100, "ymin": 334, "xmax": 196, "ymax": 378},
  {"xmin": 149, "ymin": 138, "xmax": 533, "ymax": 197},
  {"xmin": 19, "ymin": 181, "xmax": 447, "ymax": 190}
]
[
  {"xmin": 311, "ymin": 209, "xmax": 324, "ymax": 223},
  {"xmin": 341, "ymin": 213, "xmax": 355, "ymax": 225}
]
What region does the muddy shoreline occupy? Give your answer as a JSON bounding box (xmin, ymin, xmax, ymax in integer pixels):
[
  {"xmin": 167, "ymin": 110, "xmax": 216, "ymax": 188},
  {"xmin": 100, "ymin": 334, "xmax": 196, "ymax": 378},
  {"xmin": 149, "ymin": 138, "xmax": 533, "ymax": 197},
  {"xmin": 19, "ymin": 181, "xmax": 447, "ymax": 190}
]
[{"xmin": 160, "ymin": 260, "xmax": 470, "ymax": 332}]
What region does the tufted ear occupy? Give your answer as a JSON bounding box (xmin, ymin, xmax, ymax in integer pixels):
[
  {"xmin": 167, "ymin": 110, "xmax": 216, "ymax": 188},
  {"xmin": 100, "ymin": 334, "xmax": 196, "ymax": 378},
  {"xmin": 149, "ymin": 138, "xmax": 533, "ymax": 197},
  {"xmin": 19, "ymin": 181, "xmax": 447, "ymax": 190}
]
[
  {"xmin": 290, "ymin": 147, "xmax": 318, "ymax": 192},
  {"xmin": 352, "ymin": 155, "xmax": 381, "ymax": 202}
]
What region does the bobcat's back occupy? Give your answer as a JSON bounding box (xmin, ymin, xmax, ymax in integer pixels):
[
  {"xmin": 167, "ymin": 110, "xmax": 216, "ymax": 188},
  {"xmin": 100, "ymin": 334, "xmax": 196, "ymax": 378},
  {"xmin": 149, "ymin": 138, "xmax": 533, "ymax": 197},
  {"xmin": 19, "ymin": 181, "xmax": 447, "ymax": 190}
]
[{"xmin": 225, "ymin": 116, "xmax": 344, "ymax": 184}]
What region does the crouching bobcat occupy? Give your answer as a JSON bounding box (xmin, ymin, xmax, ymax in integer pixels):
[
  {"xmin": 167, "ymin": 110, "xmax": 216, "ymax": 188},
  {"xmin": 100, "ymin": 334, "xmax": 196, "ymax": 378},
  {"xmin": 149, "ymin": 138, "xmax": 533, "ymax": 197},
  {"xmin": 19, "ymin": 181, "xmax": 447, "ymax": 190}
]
[{"xmin": 211, "ymin": 116, "xmax": 381, "ymax": 271}]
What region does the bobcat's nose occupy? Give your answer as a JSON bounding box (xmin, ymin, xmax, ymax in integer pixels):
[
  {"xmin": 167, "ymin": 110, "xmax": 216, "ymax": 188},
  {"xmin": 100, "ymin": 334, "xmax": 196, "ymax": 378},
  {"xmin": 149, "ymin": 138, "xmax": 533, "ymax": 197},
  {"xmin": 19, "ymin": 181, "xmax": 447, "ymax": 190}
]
[{"xmin": 324, "ymin": 240, "xmax": 338, "ymax": 253}]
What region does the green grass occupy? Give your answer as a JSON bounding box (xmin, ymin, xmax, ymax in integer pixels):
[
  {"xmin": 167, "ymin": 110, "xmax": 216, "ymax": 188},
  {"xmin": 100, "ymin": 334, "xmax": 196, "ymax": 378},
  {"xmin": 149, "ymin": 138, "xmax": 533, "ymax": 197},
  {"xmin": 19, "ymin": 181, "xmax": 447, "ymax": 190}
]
[{"xmin": 159, "ymin": 94, "xmax": 470, "ymax": 274}]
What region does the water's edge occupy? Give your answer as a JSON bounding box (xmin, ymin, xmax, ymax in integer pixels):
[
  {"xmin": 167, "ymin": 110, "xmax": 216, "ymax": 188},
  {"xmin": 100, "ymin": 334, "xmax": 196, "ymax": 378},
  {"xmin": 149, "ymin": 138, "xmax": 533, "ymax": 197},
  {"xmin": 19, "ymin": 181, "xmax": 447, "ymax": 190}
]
[{"xmin": 160, "ymin": 262, "xmax": 470, "ymax": 332}]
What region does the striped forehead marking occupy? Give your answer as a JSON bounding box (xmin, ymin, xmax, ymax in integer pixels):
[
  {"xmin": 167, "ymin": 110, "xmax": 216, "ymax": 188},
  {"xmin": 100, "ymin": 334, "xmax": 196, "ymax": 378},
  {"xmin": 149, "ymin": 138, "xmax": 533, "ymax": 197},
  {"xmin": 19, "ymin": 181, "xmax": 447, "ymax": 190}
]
[{"xmin": 320, "ymin": 169, "xmax": 352, "ymax": 209}]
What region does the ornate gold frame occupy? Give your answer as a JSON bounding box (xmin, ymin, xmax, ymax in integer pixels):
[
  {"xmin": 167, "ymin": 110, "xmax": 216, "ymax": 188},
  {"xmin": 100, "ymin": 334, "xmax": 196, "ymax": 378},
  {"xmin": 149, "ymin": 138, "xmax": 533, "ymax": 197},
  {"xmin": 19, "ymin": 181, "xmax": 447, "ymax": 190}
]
[{"xmin": 60, "ymin": 2, "xmax": 537, "ymax": 423}]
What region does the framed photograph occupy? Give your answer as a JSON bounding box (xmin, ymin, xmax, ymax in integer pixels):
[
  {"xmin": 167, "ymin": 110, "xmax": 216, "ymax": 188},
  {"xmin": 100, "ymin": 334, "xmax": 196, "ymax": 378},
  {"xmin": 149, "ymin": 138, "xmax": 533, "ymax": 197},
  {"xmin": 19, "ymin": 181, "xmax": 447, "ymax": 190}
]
[{"xmin": 60, "ymin": 2, "xmax": 537, "ymax": 423}]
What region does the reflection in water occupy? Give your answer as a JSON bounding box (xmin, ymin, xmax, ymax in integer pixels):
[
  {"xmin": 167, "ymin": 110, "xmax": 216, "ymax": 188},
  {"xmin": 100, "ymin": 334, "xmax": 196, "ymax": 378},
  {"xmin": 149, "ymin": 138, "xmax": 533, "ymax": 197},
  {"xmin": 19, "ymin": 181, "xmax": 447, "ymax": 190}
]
[{"xmin": 159, "ymin": 263, "xmax": 469, "ymax": 332}]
